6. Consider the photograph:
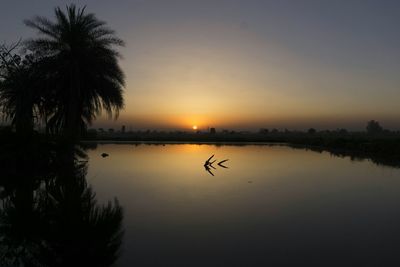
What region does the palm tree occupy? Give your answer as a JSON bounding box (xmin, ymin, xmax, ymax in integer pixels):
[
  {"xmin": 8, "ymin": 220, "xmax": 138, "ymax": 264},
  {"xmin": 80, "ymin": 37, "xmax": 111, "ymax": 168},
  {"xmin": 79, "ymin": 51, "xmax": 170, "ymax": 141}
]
[{"xmin": 24, "ymin": 4, "xmax": 125, "ymax": 140}]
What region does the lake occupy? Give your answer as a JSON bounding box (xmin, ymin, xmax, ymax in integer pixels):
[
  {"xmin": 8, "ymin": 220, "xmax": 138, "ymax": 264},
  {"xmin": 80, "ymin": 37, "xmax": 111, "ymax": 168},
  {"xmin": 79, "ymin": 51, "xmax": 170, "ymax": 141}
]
[
  {"xmin": 86, "ymin": 143, "xmax": 400, "ymax": 266},
  {"xmin": 1, "ymin": 143, "xmax": 400, "ymax": 266}
]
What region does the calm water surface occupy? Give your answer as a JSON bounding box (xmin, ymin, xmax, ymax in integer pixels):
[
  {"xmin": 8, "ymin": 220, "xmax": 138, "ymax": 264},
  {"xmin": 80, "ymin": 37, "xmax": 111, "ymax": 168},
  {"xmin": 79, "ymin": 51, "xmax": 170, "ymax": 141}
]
[{"xmin": 85, "ymin": 144, "xmax": 400, "ymax": 266}]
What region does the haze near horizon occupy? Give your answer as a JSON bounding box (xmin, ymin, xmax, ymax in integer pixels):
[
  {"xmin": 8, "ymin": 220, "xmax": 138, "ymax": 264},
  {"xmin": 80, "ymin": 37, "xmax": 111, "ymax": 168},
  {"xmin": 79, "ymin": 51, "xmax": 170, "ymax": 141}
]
[{"xmin": 2, "ymin": 0, "xmax": 399, "ymax": 131}]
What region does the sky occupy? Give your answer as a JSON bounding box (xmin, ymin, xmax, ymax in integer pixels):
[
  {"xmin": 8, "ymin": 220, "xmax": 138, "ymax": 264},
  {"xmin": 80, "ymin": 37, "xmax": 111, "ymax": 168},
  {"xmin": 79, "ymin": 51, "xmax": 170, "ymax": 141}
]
[{"xmin": 1, "ymin": 0, "xmax": 400, "ymax": 131}]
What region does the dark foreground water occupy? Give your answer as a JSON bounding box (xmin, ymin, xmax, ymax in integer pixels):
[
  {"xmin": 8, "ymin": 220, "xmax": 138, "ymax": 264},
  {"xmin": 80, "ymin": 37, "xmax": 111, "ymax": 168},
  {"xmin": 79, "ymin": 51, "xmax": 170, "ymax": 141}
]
[{"xmin": 1, "ymin": 143, "xmax": 400, "ymax": 266}]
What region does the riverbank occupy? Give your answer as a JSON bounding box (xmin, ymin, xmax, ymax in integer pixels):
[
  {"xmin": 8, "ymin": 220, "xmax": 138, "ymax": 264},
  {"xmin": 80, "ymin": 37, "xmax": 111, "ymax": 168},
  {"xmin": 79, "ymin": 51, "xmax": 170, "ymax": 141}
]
[
  {"xmin": 2, "ymin": 127, "xmax": 400, "ymax": 167},
  {"xmin": 83, "ymin": 131, "xmax": 400, "ymax": 155}
]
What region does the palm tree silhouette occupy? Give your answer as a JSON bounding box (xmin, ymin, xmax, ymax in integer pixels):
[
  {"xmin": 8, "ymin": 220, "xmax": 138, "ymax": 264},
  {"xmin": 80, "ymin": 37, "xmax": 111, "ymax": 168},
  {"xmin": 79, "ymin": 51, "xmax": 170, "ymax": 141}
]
[{"xmin": 24, "ymin": 4, "xmax": 125, "ymax": 140}]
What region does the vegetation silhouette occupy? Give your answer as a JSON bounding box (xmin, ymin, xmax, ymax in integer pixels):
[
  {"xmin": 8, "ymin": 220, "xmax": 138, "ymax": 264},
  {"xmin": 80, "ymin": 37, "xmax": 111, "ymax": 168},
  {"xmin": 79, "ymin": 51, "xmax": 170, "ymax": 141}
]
[
  {"xmin": 0, "ymin": 4, "xmax": 125, "ymax": 142},
  {"xmin": 25, "ymin": 4, "xmax": 125, "ymax": 140},
  {"xmin": 366, "ymin": 120, "xmax": 383, "ymax": 134},
  {"xmin": 0, "ymin": 41, "xmax": 43, "ymax": 136},
  {"xmin": 0, "ymin": 142, "xmax": 124, "ymax": 266},
  {"xmin": 203, "ymin": 155, "xmax": 229, "ymax": 176}
]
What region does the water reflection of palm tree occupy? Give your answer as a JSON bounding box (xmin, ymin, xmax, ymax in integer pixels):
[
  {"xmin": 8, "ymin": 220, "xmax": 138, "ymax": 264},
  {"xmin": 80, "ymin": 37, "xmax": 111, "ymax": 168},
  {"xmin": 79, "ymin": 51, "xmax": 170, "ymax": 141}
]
[{"xmin": 0, "ymin": 144, "xmax": 124, "ymax": 266}]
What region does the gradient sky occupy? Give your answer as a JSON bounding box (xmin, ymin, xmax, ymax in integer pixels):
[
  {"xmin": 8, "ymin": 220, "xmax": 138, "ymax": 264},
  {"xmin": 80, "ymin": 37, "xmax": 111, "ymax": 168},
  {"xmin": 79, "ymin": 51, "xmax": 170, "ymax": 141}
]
[{"xmin": 1, "ymin": 0, "xmax": 400, "ymax": 130}]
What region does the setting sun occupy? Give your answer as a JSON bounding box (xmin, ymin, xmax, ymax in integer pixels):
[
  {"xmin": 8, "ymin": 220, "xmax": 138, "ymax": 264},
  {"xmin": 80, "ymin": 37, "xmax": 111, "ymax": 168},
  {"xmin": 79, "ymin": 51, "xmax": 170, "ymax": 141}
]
[{"xmin": 192, "ymin": 125, "xmax": 198, "ymax": 130}]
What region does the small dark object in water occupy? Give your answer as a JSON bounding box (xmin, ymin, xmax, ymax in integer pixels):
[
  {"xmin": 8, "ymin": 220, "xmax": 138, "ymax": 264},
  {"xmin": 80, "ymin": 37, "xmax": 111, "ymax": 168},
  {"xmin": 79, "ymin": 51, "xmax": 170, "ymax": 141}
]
[
  {"xmin": 203, "ymin": 155, "xmax": 230, "ymax": 176},
  {"xmin": 218, "ymin": 159, "xmax": 229, "ymax": 165},
  {"xmin": 204, "ymin": 164, "xmax": 215, "ymax": 176},
  {"xmin": 204, "ymin": 154, "xmax": 215, "ymax": 166},
  {"xmin": 101, "ymin": 153, "xmax": 109, "ymax": 158},
  {"xmin": 217, "ymin": 159, "xmax": 229, "ymax": 168},
  {"xmin": 248, "ymin": 181, "xmax": 252, "ymax": 183}
]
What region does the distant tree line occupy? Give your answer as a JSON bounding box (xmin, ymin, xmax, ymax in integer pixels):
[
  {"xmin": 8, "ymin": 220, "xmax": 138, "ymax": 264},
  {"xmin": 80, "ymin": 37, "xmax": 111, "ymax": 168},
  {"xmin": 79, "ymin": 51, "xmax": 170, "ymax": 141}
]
[{"xmin": 258, "ymin": 120, "xmax": 389, "ymax": 135}]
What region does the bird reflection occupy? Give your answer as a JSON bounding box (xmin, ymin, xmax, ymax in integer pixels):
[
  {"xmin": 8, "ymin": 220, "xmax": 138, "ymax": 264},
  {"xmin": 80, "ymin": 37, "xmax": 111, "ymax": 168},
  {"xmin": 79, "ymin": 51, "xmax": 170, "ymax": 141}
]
[{"xmin": 0, "ymin": 143, "xmax": 124, "ymax": 267}]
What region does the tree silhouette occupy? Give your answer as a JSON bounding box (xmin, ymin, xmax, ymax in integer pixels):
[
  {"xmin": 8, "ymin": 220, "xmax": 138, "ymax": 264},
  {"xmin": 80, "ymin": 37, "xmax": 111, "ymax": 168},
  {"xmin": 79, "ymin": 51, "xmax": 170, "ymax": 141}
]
[
  {"xmin": 307, "ymin": 128, "xmax": 317, "ymax": 134},
  {"xmin": 24, "ymin": 4, "xmax": 125, "ymax": 140},
  {"xmin": 0, "ymin": 43, "xmax": 42, "ymax": 135},
  {"xmin": 366, "ymin": 120, "xmax": 383, "ymax": 134},
  {"xmin": 0, "ymin": 144, "xmax": 124, "ymax": 266}
]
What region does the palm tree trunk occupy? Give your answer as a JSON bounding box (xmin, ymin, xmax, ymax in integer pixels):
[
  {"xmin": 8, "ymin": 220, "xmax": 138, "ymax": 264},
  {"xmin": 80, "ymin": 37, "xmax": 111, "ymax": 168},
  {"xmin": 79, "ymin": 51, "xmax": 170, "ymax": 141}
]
[
  {"xmin": 64, "ymin": 62, "xmax": 81, "ymax": 141},
  {"xmin": 15, "ymin": 103, "xmax": 33, "ymax": 138}
]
